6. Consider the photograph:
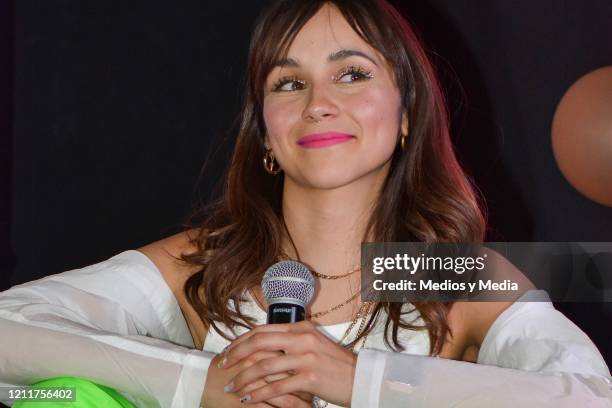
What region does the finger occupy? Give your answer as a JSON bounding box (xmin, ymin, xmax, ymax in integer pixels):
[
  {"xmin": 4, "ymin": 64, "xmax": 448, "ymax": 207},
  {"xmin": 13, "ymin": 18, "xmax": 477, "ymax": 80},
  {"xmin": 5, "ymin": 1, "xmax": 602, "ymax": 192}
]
[
  {"xmin": 237, "ymin": 373, "xmax": 312, "ymax": 404},
  {"xmin": 240, "ymin": 381, "xmax": 281, "ymax": 407},
  {"xmin": 264, "ymin": 394, "xmax": 313, "ymax": 408},
  {"xmin": 263, "ymin": 371, "xmax": 291, "ymax": 382},
  {"xmin": 263, "ymin": 375, "xmax": 313, "ymax": 401},
  {"xmin": 229, "ymin": 361, "xmax": 311, "ymax": 403},
  {"xmin": 262, "ymin": 373, "xmax": 313, "ymax": 401},
  {"xmin": 228, "ymin": 321, "xmax": 317, "ymax": 352},
  {"xmin": 224, "ymin": 331, "xmax": 319, "ymax": 369},
  {"xmin": 219, "ymin": 347, "xmax": 282, "ymax": 371},
  {"xmin": 224, "ymin": 332, "xmax": 295, "ymax": 369},
  {"xmin": 229, "ymin": 354, "xmax": 303, "ymax": 393},
  {"xmin": 230, "ymin": 323, "xmax": 292, "ymax": 347}
]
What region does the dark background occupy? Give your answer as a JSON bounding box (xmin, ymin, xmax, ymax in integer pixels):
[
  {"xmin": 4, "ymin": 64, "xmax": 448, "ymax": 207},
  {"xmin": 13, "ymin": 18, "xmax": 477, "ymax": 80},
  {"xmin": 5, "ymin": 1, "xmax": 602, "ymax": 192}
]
[{"xmin": 3, "ymin": 1, "xmax": 612, "ymax": 367}]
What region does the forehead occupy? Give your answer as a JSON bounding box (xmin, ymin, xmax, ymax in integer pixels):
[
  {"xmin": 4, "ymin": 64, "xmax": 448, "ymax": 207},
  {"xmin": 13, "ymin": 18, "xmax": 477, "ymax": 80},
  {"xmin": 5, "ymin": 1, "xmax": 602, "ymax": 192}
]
[{"xmin": 283, "ymin": 3, "xmax": 384, "ymax": 65}]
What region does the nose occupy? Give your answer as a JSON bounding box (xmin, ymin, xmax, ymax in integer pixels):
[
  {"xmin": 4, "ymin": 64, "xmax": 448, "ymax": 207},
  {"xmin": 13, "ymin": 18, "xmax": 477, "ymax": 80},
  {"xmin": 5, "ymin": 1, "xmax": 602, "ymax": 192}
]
[{"xmin": 301, "ymin": 83, "xmax": 339, "ymax": 123}]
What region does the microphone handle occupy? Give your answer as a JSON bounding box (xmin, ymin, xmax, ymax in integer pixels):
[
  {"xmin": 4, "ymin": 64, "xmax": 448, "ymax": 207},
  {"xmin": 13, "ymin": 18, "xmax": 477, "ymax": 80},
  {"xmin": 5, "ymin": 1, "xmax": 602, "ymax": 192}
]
[{"xmin": 267, "ymin": 303, "xmax": 305, "ymax": 324}]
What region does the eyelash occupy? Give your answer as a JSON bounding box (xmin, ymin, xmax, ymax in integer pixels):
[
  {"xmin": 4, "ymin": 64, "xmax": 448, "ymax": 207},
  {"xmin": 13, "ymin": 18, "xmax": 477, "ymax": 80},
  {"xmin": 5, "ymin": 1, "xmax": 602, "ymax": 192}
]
[{"xmin": 271, "ymin": 65, "xmax": 374, "ymax": 92}]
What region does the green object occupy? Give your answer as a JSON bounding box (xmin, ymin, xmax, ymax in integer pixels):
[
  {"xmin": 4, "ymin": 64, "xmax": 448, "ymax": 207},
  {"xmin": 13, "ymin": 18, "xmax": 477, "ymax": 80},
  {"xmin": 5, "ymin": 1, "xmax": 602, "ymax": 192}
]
[{"xmin": 12, "ymin": 376, "xmax": 136, "ymax": 407}]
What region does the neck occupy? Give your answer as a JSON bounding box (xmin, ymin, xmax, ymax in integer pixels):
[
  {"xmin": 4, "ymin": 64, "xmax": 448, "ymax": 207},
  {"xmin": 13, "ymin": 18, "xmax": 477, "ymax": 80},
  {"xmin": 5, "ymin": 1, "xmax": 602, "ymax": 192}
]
[{"xmin": 280, "ymin": 164, "xmax": 388, "ymax": 276}]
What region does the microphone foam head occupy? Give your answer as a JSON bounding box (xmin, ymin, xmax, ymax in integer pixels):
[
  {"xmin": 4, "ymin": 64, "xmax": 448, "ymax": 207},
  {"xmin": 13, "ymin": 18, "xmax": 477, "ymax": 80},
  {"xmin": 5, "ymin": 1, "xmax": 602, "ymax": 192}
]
[{"xmin": 262, "ymin": 260, "xmax": 315, "ymax": 307}]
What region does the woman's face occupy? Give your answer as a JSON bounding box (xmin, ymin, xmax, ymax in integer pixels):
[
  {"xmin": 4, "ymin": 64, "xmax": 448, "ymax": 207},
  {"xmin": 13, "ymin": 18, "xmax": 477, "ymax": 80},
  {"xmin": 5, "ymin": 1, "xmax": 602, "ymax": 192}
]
[{"xmin": 262, "ymin": 3, "xmax": 408, "ymax": 190}]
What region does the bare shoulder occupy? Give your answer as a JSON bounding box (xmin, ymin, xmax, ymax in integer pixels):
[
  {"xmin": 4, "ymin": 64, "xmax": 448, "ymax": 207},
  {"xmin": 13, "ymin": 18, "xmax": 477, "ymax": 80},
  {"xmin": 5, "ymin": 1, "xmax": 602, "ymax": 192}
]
[
  {"xmin": 460, "ymin": 247, "xmax": 537, "ymax": 348},
  {"xmin": 439, "ymin": 248, "xmax": 536, "ymax": 361},
  {"xmin": 136, "ymin": 228, "xmax": 203, "ymax": 292},
  {"xmin": 136, "ymin": 228, "xmax": 208, "ymax": 349}
]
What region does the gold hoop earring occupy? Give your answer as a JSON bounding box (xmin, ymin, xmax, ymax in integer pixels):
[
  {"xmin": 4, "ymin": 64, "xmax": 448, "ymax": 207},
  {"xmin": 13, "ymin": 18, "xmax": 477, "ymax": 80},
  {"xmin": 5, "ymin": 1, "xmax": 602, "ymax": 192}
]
[
  {"xmin": 263, "ymin": 148, "xmax": 281, "ymax": 175},
  {"xmin": 400, "ymin": 133, "xmax": 407, "ymax": 151}
]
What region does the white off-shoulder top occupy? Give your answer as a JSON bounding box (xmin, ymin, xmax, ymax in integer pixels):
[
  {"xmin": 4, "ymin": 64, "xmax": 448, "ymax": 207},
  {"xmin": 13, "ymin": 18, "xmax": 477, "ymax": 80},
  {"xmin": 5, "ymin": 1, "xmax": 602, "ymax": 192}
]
[{"xmin": 0, "ymin": 249, "xmax": 610, "ymax": 407}]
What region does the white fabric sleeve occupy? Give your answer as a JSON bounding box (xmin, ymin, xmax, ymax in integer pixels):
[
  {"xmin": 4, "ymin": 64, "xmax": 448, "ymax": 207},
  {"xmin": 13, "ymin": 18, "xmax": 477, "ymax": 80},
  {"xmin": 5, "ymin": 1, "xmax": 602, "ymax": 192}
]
[
  {"xmin": 0, "ymin": 250, "xmax": 216, "ymax": 408},
  {"xmin": 351, "ymin": 290, "xmax": 612, "ymax": 408}
]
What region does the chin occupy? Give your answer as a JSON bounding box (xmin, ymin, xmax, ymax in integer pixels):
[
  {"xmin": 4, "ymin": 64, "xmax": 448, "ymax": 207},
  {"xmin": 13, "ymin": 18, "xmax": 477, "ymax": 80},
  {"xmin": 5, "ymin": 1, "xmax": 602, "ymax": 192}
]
[{"xmin": 298, "ymin": 167, "xmax": 375, "ymax": 190}]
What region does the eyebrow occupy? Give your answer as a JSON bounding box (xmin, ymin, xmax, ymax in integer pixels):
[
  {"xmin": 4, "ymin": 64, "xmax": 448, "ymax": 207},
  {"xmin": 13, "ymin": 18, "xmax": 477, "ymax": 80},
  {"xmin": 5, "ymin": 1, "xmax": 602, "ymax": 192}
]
[{"xmin": 272, "ymin": 49, "xmax": 379, "ymax": 68}]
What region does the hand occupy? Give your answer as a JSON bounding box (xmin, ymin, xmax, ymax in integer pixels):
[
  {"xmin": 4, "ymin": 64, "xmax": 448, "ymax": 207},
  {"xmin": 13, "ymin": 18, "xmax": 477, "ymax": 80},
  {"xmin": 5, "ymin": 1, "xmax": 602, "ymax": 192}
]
[
  {"xmin": 202, "ymin": 349, "xmax": 313, "ymax": 408},
  {"xmin": 221, "ymin": 320, "xmax": 358, "ymax": 406}
]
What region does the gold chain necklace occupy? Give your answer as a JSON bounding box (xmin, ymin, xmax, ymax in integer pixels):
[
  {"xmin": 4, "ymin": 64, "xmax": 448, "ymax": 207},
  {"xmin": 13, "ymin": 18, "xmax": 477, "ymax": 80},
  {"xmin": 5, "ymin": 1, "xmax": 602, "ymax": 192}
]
[
  {"xmin": 339, "ymin": 301, "xmax": 374, "ymax": 349},
  {"xmin": 306, "ymin": 290, "xmax": 361, "ymax": 319},
  {"xmin": 311, "ymin": 265, "xmax": 360, "ymax": 279},
  {"xmin": 251, "ymin": 286, "xmax": 375, "ymax": 344},
  {"xmin": 252, "ymin": 286, "xmax": 362, "ymax": 320}
]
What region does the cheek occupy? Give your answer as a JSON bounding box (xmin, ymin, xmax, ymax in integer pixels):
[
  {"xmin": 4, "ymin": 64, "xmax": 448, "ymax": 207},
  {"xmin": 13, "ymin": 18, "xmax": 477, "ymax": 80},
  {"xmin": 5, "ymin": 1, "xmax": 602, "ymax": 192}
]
[
  {"xmin": 351, "ymin": 89, "xmax": 401, "ymax": 144},
  {"xmin": 263, "ymin": 98, "xmax": 297, "ymax": 137}
]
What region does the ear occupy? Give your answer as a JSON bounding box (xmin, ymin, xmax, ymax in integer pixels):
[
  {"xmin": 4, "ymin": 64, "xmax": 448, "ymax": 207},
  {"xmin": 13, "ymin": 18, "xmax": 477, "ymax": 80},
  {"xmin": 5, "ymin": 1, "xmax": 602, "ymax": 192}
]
[{"xmin": 401, "ymin": 111, "xmax": 409, "ymax": 137}]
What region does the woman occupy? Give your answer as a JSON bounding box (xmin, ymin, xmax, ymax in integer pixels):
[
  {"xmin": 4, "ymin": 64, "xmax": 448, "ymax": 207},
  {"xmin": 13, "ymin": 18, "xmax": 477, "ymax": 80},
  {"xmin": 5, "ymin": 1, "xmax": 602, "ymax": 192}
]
[{"xmin": 1, "ymin": 1, "xmax": 611, "ymax": 407}]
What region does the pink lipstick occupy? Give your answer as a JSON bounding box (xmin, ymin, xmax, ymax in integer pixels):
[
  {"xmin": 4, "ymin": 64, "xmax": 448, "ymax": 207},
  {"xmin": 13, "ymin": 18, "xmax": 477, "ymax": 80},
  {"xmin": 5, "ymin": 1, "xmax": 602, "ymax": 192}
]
[{"xmin": 297, "ymin": 132, "xmax": 354, "ymax": 149}]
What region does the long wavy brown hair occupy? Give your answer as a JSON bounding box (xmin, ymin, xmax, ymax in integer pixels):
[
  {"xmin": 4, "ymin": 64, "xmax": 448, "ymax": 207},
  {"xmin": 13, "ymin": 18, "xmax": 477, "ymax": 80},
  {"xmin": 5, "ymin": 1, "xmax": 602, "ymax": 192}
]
[{"xmin": 178, "ymin": 0, "xmax": 486, "ymax": 356}]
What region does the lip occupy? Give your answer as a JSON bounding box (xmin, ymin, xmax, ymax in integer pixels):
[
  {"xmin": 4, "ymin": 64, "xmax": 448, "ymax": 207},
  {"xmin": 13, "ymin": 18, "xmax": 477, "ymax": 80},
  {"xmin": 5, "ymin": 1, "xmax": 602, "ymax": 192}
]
[{"xmin": 297, "ymin": 132, "xmax": 354, "ymax": 149}]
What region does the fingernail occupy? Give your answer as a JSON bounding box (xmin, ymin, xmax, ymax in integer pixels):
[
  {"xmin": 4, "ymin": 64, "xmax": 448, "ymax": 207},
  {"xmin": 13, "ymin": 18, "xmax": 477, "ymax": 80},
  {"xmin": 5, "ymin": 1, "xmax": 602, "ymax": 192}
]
[
  {"xmin": 240, "ymin": 394, "xmax": 251, "ymax": 403},
  {"xmin": 220, "ymin": 356, "xmax": 228, "ymax": 368},
  {"xmin": 223, "ymin": 382, "xmax": 234, "ymax": 393}
]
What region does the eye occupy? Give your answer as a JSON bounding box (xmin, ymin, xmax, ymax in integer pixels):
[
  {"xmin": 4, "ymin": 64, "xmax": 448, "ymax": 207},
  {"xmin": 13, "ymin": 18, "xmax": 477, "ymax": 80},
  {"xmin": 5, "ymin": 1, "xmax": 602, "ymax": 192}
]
[
  {"xmin": 271, "ymin": 76, "xmax": 306, "ymax": 92},
  {"xmin": 270, "ymin": 65, "xmax": 374, "ymax": 93},
  {"xmin": 333, "ymin": 65, "xmax": 374, "ymax": 83}
]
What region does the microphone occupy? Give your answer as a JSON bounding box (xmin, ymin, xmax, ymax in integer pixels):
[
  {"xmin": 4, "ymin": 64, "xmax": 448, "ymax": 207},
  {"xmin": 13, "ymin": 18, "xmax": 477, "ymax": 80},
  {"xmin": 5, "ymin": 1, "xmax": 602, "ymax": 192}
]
[{"xmin": 261, "ymin": 260, "xmax": 315, "ymax": 324}]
